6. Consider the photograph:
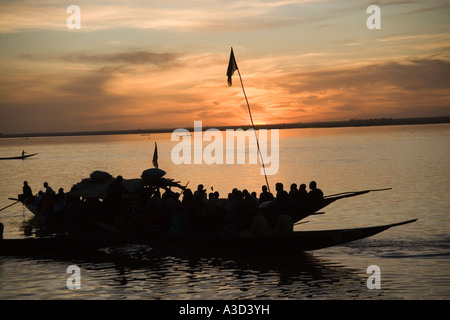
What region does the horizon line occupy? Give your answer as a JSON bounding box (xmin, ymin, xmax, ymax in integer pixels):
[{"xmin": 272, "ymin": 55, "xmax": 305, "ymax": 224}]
[{"xmin": 1, "ymin": 115, "xmax": 449, "ymax": 139}]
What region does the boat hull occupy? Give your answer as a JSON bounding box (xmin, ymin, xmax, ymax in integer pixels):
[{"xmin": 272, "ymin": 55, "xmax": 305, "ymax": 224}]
[
  {"xmin": 0, "ymin": 153, "xmax": 38, "ymax": 160},
  {"xmin": 0, "ymin": 219, "xmax": 417, "ymax": 257}
]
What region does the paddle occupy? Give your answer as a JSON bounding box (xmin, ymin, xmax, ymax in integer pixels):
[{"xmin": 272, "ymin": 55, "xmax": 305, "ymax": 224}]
[{"xmin": 0, "ymin": 200, "xmax": 20, "ymax": 212}]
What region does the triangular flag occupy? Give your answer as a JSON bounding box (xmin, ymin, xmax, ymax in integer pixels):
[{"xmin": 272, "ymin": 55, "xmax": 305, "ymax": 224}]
[
  {"xmin": 152, "ymin": 142, "xmax": 158, "ymax": 169},
  {"xmin": 227, "ymin": 47, "xmax": 238, "ymax": 86}
]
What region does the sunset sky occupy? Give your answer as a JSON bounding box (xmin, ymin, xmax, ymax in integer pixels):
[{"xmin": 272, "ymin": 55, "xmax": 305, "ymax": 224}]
[{"xmin": 0, "ymin": 0, "xmax": 449, "ymax": 134}]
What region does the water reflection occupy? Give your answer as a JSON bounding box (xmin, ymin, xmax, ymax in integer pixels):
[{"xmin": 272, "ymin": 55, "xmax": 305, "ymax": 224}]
[
  {"xmin": 1, "ymin": 236, "xmax": 376, "ymax": 299},
  {"xmin": 36, "ymin": 246, "xmax": 374, "ymax": 299}
]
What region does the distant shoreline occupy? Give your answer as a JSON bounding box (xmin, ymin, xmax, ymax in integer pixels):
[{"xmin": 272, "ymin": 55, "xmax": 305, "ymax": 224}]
[{"xmin": 1, "ymin": 116, "xmax": 449, "ymax": 139}]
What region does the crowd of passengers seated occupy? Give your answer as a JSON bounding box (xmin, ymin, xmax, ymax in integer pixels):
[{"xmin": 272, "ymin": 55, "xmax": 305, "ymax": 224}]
[
  {"xmin": 19, "ymin": 179, "xmax": 324, "ymax": 237},
  {"xmin": 19, "ymin": 181, "xmax": 68, "ymax": 217},
  {"xmin": 117, "ymin": 181, "xmax": 325, "ymax": 237}
]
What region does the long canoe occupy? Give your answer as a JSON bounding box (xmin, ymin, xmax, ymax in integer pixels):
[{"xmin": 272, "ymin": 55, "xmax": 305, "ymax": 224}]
[
  {"xmin": 0, "ymin": 153, "xmax": 38, "ymax": 160},
  {"xmin": 0, "ymin": 219, "xmax": 417, "ymax": 257}
]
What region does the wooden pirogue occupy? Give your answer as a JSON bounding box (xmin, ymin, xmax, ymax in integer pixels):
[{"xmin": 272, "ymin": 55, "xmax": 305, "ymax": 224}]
[
  {"xmin": 0, "ymin": 219, "xmax": 417, "ymax": 257},
  {"xmin": 0, "ymin": 153, "xmax": 38, "ymax": 160},
  {"xmin": 2, "ymin": 169, "xmax": 413, "ymax": 258}
]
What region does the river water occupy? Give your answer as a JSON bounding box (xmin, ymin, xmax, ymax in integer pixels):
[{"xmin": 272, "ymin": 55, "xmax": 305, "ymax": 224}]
[{"xmin": 0, "ymin": 123, "xmax": 449, "ymax": 300}]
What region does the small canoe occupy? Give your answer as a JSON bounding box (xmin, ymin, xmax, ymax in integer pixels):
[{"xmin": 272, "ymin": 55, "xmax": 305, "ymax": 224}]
[
  {"xmin": 0, "ymin": 153, "xmax": 38, "ymax": 160},
  {"xmin": 0, "ymin": 219, "xmax": 417, "ymax": 257}
]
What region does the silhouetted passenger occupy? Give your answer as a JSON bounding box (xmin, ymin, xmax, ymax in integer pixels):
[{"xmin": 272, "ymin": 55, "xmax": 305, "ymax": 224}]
[
  {"xmin": 308, "ymin": 181, "xmax": 324, "ymax": 201},
  {"xmin": 34, "ymin": 190, "xmax": 44, "ymax": 209},
  {"xmin": 161, "ymin": 190, "xmax": 178, "ymax": 233},
  {"xmin": 243, "ymin": 189, "xmax": 258, "ymax": 211},
  {"xmin": 259, "ymin": 185, "xmax": 274, "ymax": 204},
  {"xmin": 43, "ymin": 182, "xmax": 54, "ymax": 195},
  {"xmin": 297, "ymin": 183, "xmax": 308, "ymax": 204},
  {"xmin": 19, "ymin": 181, "xmax": 33, "ymax": 203},
  {"xmin": 194, "ymin": 184, "xmax": 207, "ymax": 201},
  {"xmin": 106, "ymin": 175, "xmax": 128, "ymax": 217},
  {"xmin": 182, "ymin": 188, "xmax": 194, "ymax": 205},
  {"xmin": 229, "ymin": 190, "xmax": 249, "ymax": 234},
  {"xmin": 207, "ymin": 191, "xmax": 219, "ymax": 214},
  {"xmin": 275, "ymin": 183, "xmax": 288, "ymax": 204},
  {"xmin": 145, "ymin": 189, "xmax": 162, "ymax": 227},
  {"xmin": 55, "ymin": 188, "xmax": 65, "ymax": 200},
  {"xmin": 299, "ymin": 183, "xmax": 307, "ymax": 196},
  {"xmin": 53, "ymin": 188, "xmax": 66, "ymax": 216},
  {"xmin": 289, "ymin": 183, "xmax": 300, "ymax": 201}
]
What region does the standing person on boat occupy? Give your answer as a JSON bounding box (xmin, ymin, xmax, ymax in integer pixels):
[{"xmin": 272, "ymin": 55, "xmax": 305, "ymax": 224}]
[{"xmin": 308, "ymin": 181, "xmax": 324, "ymax": 201}]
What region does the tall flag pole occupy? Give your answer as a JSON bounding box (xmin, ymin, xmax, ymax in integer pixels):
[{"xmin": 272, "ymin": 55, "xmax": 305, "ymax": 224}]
[{"xmin": 227, "ymin": 47, "xmax": 271, "ymax": 194}]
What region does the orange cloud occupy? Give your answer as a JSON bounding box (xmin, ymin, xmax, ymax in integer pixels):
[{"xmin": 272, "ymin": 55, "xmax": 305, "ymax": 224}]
[{"xmin": 2, "ymin": 48, "xmax": 449, "ymax": 134}]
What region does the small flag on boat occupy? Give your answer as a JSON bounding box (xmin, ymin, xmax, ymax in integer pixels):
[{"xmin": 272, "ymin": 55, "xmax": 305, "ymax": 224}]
[
  {"xmin": 152, "ymin": 142, "xmax": 158, "ymax": 169},
  {"xmin": 227, "ymin": 47, "xmax": 238, "ymax": 87}
]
